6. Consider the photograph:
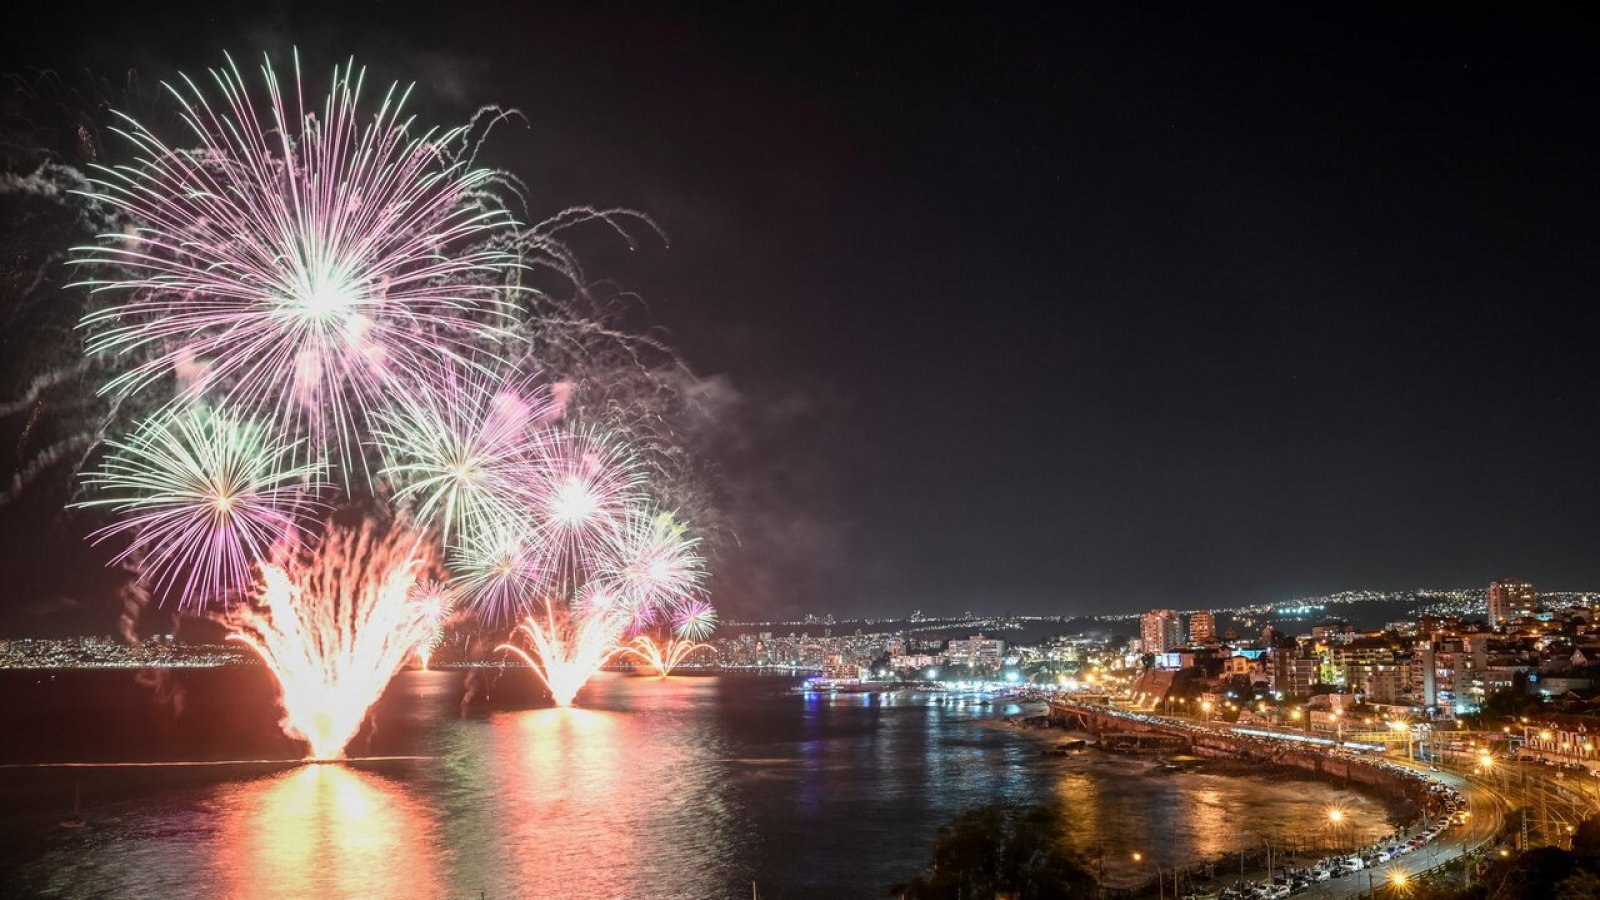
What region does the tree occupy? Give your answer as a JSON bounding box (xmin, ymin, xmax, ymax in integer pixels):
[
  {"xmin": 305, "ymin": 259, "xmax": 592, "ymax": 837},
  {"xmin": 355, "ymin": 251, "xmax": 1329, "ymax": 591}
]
[
  {"xmin": 1555, "ymin": 869, "xmax": 1600, "ymax": 900},
  {"xmin": 898, "ymin": 803, "xmax": 1095, "ymax": 899},
  {"xmin": 1573, "ymin": 814, "xmax": 1600, "ymax": 858}
]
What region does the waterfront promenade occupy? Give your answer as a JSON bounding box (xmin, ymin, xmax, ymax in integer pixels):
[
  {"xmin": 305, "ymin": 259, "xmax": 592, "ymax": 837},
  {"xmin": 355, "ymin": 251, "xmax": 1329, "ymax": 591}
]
[{"xmin": 1047, "ymin": 698, "xmax": 1509, "ymax": 898}]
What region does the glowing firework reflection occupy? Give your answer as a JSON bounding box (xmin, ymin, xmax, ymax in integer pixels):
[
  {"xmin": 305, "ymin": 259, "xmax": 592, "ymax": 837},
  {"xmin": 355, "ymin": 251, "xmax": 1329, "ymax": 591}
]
[
  {"xmin": 621, "ymin": 635, "xmax": 711, "ymax": 677},
  {"xmin": 227, "ymin": 523, "xmax": 434, "ymax": 759},
  {"xmin": 215, "ymin": 765, "xmax": 441, "ymax": 899},
  {"xmin": 469, "ymin": 684, "xmax": 731, "ymax": 898}
]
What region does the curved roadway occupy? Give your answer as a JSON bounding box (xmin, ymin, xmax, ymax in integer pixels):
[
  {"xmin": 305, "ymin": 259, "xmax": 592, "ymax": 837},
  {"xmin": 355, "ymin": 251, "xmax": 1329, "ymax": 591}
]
[{"xmin": 1060, "ymin": 701, "xmax": 1510, "ymax": 898}]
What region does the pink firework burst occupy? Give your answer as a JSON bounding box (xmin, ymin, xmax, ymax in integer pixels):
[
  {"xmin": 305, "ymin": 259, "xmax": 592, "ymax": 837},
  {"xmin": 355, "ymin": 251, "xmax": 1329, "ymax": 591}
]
[
  {"xmin": 609, "ymin": 510, "xmax": 704, "ymax": 611},
  {"xmin": 71, "ymin": 52, "xmax": 525, "ymax": 480},
  {"xmin": 672, "ymin": 599, "xmax": 718, "ymax": 641},
  {"xmin": 521, "ymin": 427, "xmax": 645, "ymax": 582},
  {"xmin": 375, "ymin": 366, "xmax": 558, "ymax": 544},
  {"xmin": 75, "ymin": 404, "xmax": 326, "ymax": 611}
]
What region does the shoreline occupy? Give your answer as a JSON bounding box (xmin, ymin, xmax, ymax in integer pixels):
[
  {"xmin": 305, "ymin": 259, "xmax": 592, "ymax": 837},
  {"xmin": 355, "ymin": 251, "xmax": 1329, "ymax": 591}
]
[{"xmin": 991, "ymin": 703, "xmax": 1422, "ymax": 893}]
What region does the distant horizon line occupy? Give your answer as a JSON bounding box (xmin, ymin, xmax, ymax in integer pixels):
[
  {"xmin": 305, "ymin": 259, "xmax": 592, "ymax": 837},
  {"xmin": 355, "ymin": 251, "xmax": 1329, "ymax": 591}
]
[{"xmin": 723, "ymin": 585, "xmax": 1600, "ymax": 626}]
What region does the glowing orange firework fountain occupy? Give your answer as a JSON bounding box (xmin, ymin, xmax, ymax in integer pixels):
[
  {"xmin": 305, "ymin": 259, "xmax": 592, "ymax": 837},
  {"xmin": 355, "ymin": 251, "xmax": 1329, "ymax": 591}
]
[
  {"xmin": 227, "ymin": 522, "xmax": 436, "ymax": 759},
  {"xmin": 498, "ymin": 595, "xmax": 629, "ymax": 707},
  {"xmin": 621, "ymin": 635, "xmax": 712, "ymax": 677}
]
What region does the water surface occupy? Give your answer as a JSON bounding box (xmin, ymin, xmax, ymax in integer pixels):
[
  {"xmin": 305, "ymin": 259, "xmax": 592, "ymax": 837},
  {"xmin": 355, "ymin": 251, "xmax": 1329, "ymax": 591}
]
[{"xmin": 0, "ymin": 670, "xmax": 1396, "ymax": 897}]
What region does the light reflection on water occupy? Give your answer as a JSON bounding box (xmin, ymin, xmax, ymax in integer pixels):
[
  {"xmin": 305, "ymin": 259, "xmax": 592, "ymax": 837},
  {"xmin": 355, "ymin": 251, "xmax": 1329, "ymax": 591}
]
[
  {"xmin": 214, "ymin": 765, "xmax": 442, "ymax": 899},
  {"xmin": 2, "ymin": 674, "xmax": 1397, "ymax": 898},
  {"xmin": 1055, "ymin": 758, "xmax": 1396, "ymax": 887}
]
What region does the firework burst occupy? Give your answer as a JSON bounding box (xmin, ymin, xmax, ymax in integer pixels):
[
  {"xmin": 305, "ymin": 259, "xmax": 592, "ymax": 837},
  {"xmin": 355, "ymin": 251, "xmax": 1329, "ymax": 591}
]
[
  {"xmin": 671, "ymin": 599, "xmax": 718, "ymax": 641},
  {"xmin": 521, "ymin": 427, "xmax": 644, "ymax": 581},
  {"xmin": 374, "ymin": 367, "xmax": 555, "ymax": 544},
  {"xmin": 447, "ymin": 527, "xmax": 545, "ymax": 622},
  {"xmin": 609, "ymin": 510, "xmax": 703, "ymax": 611},
  {"xmin": 75, "ymin": 404, "xmax": 324, "ymax": 610},
  {"xmin": 226, "ymin": 521, "xmax": 435, "ymax": 760},
  {"xmin": 409, "ymin": 579, "xmax": 455, "ymax": 669},
  {"xmin": 71, "ymin": 52, "xmax": 525, "ymax": 479}
]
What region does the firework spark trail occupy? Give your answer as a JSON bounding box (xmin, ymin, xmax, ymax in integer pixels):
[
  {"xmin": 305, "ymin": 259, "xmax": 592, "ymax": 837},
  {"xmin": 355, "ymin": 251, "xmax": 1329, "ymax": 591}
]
[
  {"xmin": 227, "ymin": 522, "xmax": 435, "ymax": 760},
  {"xmin": 491, "ymin": 431, "xmax": 712, "ymax": 705},
  {"xmin": 497, "ymin": 601, "xmax": 627, "ymax": 708},
  {"xmin": 408, "ymin": 579, "xmax": 454, "ymax": 670},
  {"xmin": 375, "ymin": 366, "xmax": 557, "ymax": 545},
  {"xmin": 74, "ymin": 405, "xmax": 325, "ymax": 610},
  {"xmin": 69, "ymin": 52, "xmax": 526, "ymax": 480},
  {"xmin": 620, "ymin": 634, "xmax": 712, "ymax": 677}
]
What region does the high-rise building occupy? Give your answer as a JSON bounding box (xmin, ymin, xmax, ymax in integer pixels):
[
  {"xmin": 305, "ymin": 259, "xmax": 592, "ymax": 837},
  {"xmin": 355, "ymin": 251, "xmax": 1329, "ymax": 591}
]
[
  {"xmin": 1270, "ymin": 647, "xmax": 1320, "ymax": 698},
  {"xmin": 1488, "ymin": 580, "xmax": 1537, "ymax": 625},
  {"xmin": 1189, "ymin": 611, "xmax": 1216, "ymax": 643},
  {"xmin": 945, "ymin": 634, "xmax": 1006, "ymax": 670},
  {"xmin": 1140, "ymin": 610, "xmax": 1183, "ymax": 655}
]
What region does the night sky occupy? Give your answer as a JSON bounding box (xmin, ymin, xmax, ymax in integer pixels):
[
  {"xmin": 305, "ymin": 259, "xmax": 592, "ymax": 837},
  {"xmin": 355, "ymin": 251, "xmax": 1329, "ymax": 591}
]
[{"xmin": 4, "ymin": 3, "xmax": 1600, "ymax": 631}]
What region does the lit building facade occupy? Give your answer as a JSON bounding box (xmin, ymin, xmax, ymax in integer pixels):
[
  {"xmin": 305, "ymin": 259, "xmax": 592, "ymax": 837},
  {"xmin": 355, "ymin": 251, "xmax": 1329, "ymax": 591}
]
[
  {"xmin": 945, "ymin": 634, "xmax": 1006, "ymax": 670},
  {"xmin": 1140, "ymin": 610, "xmax": 1183, "ymax": 655},
  {"xmin": 1488, "ymin": 579, "xmax": 1537, "ymax": 625}
]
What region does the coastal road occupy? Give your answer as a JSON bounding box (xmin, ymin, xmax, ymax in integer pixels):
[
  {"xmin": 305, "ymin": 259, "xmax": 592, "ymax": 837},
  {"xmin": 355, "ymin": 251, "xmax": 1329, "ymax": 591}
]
[
  {"xmin": 1063, "ymin": 702, "xmax": 1509, "ymax": 898},
  {"xmin": 1175, "ymin": 762, "xmax": 1501, "ymax": 899},
  {"xmin": 1307, "ymin": 763, "xmax": 1500, "ymax": 898}
]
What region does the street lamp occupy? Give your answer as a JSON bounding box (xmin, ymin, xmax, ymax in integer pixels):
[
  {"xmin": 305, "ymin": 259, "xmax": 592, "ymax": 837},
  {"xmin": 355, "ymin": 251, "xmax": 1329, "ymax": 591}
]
[
  {"xmin": 1388, "ymin": 720, "xmax": 1414, "ymax": 761},
  {"xmin": 1480, "ymin": 751, "xmax": 1500, "ymax": 785},
  {"xmin": 1131, "ymin": 851, "xmax": 1165, "ymax": 900}
]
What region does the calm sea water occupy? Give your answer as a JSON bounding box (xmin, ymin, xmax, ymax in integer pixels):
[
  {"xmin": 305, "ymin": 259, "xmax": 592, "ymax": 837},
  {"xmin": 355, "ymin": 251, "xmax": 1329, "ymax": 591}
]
[{"xmin": 0, "ymin": 670, "xmax": 1396, "ymax": 898}]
